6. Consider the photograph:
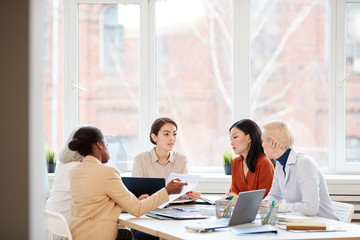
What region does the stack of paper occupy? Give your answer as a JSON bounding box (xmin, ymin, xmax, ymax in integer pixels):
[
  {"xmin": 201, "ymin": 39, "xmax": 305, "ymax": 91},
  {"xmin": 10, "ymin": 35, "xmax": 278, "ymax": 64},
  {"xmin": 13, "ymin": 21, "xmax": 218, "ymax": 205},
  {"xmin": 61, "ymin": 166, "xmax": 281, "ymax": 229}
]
[{"xmin": 277, "ymin": 212, "xmax": 312, "ymax": 222}]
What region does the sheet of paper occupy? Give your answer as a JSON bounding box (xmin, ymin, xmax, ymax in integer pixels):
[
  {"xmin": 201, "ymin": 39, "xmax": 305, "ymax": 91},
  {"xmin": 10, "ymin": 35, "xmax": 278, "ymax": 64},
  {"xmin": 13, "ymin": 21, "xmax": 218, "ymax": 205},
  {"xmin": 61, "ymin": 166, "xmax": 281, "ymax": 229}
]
[
  {"xmin": 165, "ymin": 172, "xmax": 200, "ymax": 185},
  {"xmin": 229, "ymin": 225, "xmax": 277, "ymax": 235},
  {"xmin": 158, "ymin": 182, "xmax": 197, "ymax": 208},
  {"xmin": 158, "ymin": 173, "xmax": 200, "ymax": 208}
]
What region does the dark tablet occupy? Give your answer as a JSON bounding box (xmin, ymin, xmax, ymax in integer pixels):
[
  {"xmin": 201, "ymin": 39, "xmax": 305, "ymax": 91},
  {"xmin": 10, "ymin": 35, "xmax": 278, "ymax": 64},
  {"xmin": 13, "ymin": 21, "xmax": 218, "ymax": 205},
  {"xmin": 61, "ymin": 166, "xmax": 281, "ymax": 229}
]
[{"xmin": 121, "ymin": 177, "xmax": 166, "ymax": 198}]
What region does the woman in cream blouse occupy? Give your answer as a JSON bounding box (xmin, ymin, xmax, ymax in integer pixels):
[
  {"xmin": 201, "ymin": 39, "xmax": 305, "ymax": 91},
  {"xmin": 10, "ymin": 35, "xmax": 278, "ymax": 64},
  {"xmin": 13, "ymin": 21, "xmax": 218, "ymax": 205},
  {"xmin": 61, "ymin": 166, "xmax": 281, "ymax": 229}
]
[{"xmin": 132, "ymin": 117, "xmax": 200, "ymax": 200}]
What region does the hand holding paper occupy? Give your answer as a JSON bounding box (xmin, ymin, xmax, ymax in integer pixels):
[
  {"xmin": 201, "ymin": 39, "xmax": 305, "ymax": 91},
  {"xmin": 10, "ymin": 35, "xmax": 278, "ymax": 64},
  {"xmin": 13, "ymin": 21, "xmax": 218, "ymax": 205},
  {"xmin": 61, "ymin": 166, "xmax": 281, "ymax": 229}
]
[
  {"xmin": 165, "ymin": 178, "xmax": 188, "ymax": 195},
  {"xmin": 158, "ymin": 173, "xmax": 200, "ymax": 208}
]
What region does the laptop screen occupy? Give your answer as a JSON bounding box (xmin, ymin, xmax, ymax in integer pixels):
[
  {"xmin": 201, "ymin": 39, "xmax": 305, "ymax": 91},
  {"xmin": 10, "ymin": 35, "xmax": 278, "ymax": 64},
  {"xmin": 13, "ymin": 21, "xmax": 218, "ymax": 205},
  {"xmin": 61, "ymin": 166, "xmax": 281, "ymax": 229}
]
[
  {"xmin": 121, "ymin": 177, "xmax": 166, "ymax": 198},
  {"xmin": 229, "ymin": 189, "xmax": 265, "ymax": 226}
]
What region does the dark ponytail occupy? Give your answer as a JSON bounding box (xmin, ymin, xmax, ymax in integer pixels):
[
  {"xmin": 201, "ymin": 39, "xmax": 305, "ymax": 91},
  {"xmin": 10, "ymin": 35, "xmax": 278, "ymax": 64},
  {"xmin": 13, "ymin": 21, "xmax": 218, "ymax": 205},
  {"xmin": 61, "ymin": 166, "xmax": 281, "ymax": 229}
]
[{"xmin": 68, "ymin": 126, "xmax": 103, "ymax": 157}]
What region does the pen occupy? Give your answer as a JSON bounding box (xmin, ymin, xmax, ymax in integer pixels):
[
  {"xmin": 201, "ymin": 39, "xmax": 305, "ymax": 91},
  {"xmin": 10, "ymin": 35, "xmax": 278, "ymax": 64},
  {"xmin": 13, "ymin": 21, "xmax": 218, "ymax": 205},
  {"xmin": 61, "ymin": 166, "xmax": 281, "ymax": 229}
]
[
  {"xmin": 225, "ymin": 195, "xmax": 234, "ymax": 200},
  {"xmin": 199, "ymin": 196, "xmax": 215, "ymax": 205},
  {"xmin": 173, "ymin": 207, "xmax": 185, "ymax": 212},
  {"xmin": 217, "ymin": 201, "xmax": 232, "ymax": 218},
  {"xmin": 216, "ymin": 198, "xmax": 234, "ymax": 218},
  {"xmin": 262, "ymin": 205, "xmax": 275, "ymax": 225}
]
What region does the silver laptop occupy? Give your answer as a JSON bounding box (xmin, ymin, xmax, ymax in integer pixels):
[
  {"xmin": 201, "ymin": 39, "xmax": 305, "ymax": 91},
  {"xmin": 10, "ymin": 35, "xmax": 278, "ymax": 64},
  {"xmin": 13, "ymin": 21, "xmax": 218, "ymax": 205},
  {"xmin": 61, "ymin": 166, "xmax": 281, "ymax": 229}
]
[{"xmin": 185, "ymin": 189, "xmax": 265, "ymax": 231}]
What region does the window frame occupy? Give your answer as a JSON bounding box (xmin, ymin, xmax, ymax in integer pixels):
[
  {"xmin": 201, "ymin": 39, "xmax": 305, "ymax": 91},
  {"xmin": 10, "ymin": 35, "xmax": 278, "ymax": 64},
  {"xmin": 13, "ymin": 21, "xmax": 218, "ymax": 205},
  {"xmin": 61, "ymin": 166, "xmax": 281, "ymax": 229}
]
[
  {"xmin": 63, "ymin": 0, "xmax": 360, "ymax": 173},
  {"xmin": 64, "ymin": 0, "xmax": 154, "ymax": 153},
  {"xmin": 334, "ymin": 0, "xmax": 360, "ymax": 173}
]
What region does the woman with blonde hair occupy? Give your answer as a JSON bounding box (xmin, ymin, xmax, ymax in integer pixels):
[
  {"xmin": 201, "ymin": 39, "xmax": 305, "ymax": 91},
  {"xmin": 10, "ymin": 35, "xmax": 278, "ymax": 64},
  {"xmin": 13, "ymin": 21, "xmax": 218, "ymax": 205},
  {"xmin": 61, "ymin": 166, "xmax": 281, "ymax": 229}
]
[{"xmin": 261, "ymin": 120, "xmax": 338, "ymax": 220}]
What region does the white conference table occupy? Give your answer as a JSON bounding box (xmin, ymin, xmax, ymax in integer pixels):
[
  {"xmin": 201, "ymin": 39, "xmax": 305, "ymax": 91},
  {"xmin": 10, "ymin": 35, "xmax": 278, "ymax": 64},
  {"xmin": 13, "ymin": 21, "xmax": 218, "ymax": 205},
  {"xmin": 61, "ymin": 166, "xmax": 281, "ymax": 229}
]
[{"xmin": 119, "ymin": 210, "xmax": 360, "ymax": 240}]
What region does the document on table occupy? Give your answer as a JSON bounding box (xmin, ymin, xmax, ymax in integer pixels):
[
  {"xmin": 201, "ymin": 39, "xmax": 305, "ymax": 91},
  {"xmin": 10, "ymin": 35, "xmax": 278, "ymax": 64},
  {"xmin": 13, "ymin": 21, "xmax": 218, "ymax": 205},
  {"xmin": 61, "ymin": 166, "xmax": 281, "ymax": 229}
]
[
  {"xmin": 158, "ymin": 173, "xmax": 200, "ymax": 208},
  {"xmin": 229, "ymin": 224, "xmax": 277, "ymax": 235}
]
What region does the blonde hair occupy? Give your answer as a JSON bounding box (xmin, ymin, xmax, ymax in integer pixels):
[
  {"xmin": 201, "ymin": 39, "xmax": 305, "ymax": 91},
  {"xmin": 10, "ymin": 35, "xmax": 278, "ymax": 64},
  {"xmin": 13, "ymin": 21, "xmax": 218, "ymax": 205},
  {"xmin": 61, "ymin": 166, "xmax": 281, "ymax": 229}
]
[
  {"xmin": 262, "ymin": 120, "xmax": 294, "ymax": 150},
  {"xmin": 58, "ymin": 127, "xmax": 84, "ymax": 163}
]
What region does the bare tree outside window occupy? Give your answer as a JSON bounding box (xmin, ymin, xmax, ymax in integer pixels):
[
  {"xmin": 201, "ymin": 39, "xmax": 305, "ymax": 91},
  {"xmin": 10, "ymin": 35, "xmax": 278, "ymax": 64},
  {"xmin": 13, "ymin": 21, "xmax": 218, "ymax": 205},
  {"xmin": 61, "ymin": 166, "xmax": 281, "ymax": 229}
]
[
  {"xmin": 155, "ymin": 0, "xmax": 233, "ymax": 168},
  {"xmin": 251, "ymin": 0, "xmax": 330, "ymax": 167}
]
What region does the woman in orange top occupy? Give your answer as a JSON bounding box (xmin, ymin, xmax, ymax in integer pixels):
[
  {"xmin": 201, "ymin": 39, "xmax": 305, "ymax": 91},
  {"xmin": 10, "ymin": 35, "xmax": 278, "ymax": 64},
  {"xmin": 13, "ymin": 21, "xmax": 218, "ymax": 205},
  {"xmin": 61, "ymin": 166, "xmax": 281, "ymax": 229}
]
[{"xmin": 228, "ymin": 119, "xmax": 275, "ymax": 199}]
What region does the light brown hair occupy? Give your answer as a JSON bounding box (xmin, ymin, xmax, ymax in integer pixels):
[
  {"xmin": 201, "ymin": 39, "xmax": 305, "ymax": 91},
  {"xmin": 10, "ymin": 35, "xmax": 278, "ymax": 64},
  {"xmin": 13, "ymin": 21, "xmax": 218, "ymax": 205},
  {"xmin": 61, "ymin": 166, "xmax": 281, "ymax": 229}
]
[{"xmin": 150, "ymin": 117, "xmax": 178, "ymax": 145}]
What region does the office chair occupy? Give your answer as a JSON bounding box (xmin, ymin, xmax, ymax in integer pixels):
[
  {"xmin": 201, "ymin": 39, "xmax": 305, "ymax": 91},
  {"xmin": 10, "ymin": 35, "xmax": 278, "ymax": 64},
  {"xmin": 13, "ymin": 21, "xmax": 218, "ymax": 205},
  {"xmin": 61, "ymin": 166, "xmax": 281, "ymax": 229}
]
[
  {"xmin": 331, "ymin": 201, "xmax": 355, "ymax": 223},
  {"xmin": 44, "ymin": 210, "xmax": 73, "ymax": 240}
]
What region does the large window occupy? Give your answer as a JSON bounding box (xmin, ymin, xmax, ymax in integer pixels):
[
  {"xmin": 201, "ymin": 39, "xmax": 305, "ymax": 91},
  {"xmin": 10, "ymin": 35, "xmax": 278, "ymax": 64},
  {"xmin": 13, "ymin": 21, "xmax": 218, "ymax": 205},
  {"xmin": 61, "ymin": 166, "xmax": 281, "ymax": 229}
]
[
  {"xmin": 42, "ymin": 0, "xmax": 360, "ymax": 173},
  {"xmin": 77, "ymin": 3, "xmax": 140, "ymax": 171},
  {"xmin": 251, "ymin": 0, "xmax": 330, "ymax": 168},
  {"xmin": 102, "ymin": 6, "xmax": 125, "ymax": 72},
  {"xmin": 155, "ymin": 0, "xmax": 233, "ymax": 168}
]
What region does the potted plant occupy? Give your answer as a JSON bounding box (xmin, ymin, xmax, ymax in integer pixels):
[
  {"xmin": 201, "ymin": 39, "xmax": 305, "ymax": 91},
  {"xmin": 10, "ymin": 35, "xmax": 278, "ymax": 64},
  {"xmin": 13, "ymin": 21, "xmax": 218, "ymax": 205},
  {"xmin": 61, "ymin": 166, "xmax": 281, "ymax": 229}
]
[
  {"xmin": 222, "ymin": 150, "xmax": 234, "ymax": 175},
  {"xmin": 46, "ymin": 150, "xmax": 56, "ymax": 173}
]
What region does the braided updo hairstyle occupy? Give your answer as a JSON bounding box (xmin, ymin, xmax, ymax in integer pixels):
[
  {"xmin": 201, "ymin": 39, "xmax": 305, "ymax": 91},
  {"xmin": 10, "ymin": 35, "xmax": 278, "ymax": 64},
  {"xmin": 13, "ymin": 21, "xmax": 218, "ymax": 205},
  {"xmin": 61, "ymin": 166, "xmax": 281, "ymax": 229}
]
[{"xmin": 68, "ymin": 126, "xmax": 103, "ymax": 157}]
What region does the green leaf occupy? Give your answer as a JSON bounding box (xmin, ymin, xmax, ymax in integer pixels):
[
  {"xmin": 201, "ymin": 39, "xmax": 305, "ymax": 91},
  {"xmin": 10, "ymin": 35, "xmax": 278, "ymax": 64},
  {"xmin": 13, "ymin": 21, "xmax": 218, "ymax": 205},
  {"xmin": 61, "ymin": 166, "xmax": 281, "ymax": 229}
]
[
  {"xmin": 46, "ymin": 150, "xmax": 56, "ymax": 164},
  {"xmin": 222, "ymin": 150, "xmax": 234, "ymax": 165}
]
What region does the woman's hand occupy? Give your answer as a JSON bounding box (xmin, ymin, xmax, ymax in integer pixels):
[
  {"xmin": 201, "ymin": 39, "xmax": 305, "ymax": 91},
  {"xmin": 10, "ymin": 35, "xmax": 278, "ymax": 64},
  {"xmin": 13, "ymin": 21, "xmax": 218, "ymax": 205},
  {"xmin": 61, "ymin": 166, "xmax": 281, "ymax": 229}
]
[
  {"xmin": 138, "ymin": 194, "xmax": 149, "ymax": 200},
  {"xmin": 260, "ymin": 201, "xmax": 271, "ymax": 206},
  {"xmin": 186, "ymin": 191, "xmax": 201, "ymax": 201},
  {"xmin": 165, "ymin": 178, "xmax": 188, "ymax": 195}
]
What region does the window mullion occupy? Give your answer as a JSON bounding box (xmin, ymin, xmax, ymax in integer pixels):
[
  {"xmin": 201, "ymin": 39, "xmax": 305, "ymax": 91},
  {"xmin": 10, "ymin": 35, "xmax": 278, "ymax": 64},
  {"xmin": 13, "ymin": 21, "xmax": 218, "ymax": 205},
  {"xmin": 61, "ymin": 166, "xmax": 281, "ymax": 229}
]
[
  {"xmin": 334, "ymin": 0, "xmax": 346, "ymax": 172},
  {"xmin": 139, "ymin": 0, "xmax": 155, "ymax": 152},
  {"xmin": 63, "ymin": 0, "xmax": 79, "ymax": 139},
  {"xmin": 233, "ymin": 0, "xmax": 250, "ymax": 121}
]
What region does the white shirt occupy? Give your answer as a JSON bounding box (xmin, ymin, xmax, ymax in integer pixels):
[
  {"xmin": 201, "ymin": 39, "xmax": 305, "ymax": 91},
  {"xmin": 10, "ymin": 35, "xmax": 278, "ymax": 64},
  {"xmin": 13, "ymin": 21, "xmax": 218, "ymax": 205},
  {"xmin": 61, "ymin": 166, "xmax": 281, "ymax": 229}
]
[
  {"xmin": 46, "ymin": 161, "xmax": 80, "ymax": 222},
  {"xmin": 264, "ymin": 149, "xmax": 338, "ymax": 220}
]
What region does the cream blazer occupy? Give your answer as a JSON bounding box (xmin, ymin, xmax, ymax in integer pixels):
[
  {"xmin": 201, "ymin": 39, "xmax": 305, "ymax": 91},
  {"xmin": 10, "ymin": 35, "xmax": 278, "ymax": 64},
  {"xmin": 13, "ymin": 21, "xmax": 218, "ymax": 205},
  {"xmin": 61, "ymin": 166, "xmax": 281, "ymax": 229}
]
[{"xmin": 69, "ymin": 156, "xmax": 169, "ymax": 240}]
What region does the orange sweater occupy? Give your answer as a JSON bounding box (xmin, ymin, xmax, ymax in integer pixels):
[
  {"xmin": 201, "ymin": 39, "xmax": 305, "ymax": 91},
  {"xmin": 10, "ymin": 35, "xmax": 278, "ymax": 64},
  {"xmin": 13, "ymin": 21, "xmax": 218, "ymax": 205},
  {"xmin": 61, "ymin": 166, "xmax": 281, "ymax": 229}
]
[{"xmin": 229, "ymin": 154, "xmax": 274, "ymax": 198}]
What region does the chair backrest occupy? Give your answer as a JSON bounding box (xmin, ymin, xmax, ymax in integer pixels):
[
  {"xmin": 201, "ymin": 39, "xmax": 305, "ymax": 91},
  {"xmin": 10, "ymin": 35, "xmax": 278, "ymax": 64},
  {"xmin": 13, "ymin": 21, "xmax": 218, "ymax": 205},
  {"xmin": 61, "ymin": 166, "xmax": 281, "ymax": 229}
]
[
  {"xmin": 331, "ymin": 201, "xmax": 355, "ymax": 223},
  {"xmin": 44, "ymin": 210, "xmax": 73, "ymax": 240}
]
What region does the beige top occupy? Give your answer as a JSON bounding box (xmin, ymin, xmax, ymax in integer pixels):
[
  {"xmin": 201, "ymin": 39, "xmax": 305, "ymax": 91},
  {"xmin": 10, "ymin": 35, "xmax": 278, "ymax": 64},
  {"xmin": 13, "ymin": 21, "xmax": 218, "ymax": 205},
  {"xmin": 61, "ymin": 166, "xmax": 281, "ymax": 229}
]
[
  {"xmin": 132, "ymin": 147, "xmax": 188, "ymax": 180},
  {"xmin": 70, "ymin": 155, "xmax": 169, "ymax": 240}
]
